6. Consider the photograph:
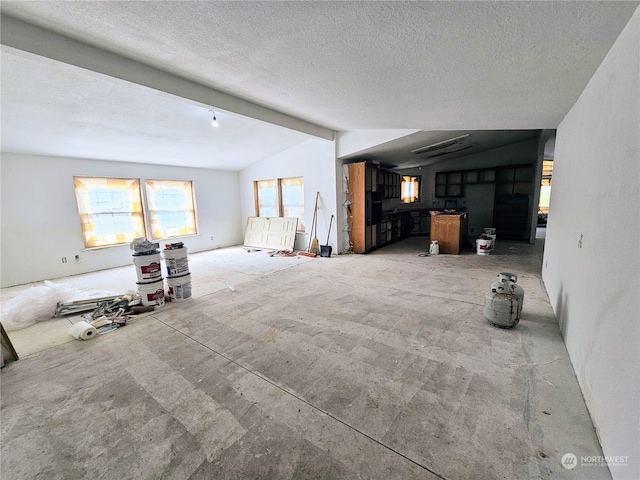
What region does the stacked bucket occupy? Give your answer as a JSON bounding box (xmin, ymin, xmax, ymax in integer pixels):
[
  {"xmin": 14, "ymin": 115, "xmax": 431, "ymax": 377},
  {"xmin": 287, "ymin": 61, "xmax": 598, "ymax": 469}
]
[
  {"xmin": 163, "ymin": 242, "xmax": 192, "ymax": 301},
  {"xmin": 476, "ymin": 227, "xmax": 497, "ymax": 255},
  {"xmin": 132, "ymin": 241, "xmax": 165, "ymax": 307}
]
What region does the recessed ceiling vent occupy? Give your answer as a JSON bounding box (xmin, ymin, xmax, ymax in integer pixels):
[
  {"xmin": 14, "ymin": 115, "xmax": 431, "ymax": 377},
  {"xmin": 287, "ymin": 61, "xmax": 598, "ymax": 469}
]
[{"xmin": 410, "ymin": 134, "xmax": 470, "ymax": 155}]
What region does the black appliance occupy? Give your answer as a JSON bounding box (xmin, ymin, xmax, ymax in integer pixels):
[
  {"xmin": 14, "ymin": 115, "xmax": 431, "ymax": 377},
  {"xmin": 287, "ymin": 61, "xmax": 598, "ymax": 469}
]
[
  {"xmin": 366, "ymin": 191, "xmax": 383, "ymax": 226},
  {"xmin": 444, "ymin": 199, "xmax": 457, "ymax": 212}
]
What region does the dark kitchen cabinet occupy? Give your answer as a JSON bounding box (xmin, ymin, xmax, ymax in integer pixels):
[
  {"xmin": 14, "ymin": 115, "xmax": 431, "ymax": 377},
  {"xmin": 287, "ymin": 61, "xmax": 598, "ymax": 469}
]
[
  {"xmin": 409, "ymin": 210, "xmax": 431, "ymax": 236},
  {"xmin": 379, "ymin": 169, "xmax": 401, "ymax": 199},
  {"xmin": 435, "ymin": 168, "xmax": 496, "ymax": 197},
  {"xmin": 435, "ymin": 171, "xmax": 463, "ymax": 197},
  {"xmin": 493, "ymin": 165, "xmax": 534, "ymax": 240}
]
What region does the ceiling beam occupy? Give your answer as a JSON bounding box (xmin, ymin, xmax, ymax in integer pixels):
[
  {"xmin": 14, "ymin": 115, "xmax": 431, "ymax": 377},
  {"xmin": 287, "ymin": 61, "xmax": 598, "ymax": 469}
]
[{"xmin": 0, "ymin": 14, "xmax": 334, "ymax": 141}]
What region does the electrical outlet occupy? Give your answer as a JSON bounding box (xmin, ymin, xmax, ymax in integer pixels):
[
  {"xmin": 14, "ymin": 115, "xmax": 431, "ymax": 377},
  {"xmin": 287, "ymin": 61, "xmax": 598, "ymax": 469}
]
[
  {"xmin": 210, "ymin": 236, "xmax": 214, "ymax": 241},
  {"xmin": 75, "ymin": 255, "xmax": 80, "ymax": 262},
  {"xmin": 62, "ymin": 257, "xmax": 67, "ymax": 263}
]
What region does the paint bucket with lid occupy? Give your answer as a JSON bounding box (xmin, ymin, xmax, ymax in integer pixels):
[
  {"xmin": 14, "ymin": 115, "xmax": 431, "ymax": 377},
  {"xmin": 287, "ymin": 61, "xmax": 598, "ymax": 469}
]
[
  {"xmin": 137, "ymin": 278, "xmax": 165, "ymax": 307},
  {"xmin": 132, "ymin": 252, "xmax": 162, "ymax": 282},
  {"xmin": 163, "ymin": 247, "xmax": 189, "ymax": 276},
  {"xmin": 167, "ymin": 273, "xmax": 192, "ymax": 301},
  {"xmin": 476, "ymin": 236, "xmax": 493, "ymax": 255}
]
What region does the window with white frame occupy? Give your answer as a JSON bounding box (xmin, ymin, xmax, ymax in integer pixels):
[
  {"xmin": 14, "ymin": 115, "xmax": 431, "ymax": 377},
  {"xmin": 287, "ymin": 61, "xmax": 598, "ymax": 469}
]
[
  {"xmin": 144, "ymin": 179, "xmax": 198, "ymax": 240},
  {"xmin": 73, "ymin": 176, "xmax": 146, "ymax": 248},
  {"xmin": 254, "ymin": 179, "xmax": 279, "ymax": 218},
  {"xmin": 254, "ymin": 176, "xmax": 305, "ymax": 232}
]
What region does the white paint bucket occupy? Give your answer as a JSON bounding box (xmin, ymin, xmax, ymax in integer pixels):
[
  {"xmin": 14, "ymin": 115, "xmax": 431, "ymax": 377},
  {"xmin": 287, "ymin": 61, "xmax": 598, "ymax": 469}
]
[
  {"xmin": 132, "ymin": 252, "xmax": 162, "ymax": 282},
  {"xmin": 167, "ymin": 273, "xmax": 192, "ymax": 301},
  {"xmin": 476, "ymin": 238, "xmax": 493, "ymax": 255},
  {"xmin": 163, "ymin": 247, "xmax": 189, "ymax": 276},
  {"xmin": 485, "ymin": 234, "xmax": 496, "ymax": 250},
  {"xmin": 137, "ymin": 278, "xmax": 165, "ymax": 307}
]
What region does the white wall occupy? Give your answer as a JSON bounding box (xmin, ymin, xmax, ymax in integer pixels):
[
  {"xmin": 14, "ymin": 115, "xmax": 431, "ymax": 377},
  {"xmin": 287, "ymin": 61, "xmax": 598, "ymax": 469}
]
[
  {"xmin": 543, "ymin": 7, "xmax": 639, "ymax": 480},
  {"xmin": 0, "ymin": 153, "xmax": 243, "ymax": 287},
  {"xmin": 239, "ymin": 138, "xmax": 337, "ymax": 252}
]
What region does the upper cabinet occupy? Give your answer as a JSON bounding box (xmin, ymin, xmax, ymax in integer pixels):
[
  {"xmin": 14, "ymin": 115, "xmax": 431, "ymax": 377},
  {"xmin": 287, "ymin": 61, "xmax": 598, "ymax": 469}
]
[
  {"xmin": 436, "ymin": 171, "xmax": 463, "ymax": 197},
  {"xmin": 496, "ymin": 165, "xmax": 533, "ymax": 196},
  {"xmin": 435, "ymin": 167, "xmax": 495, "ymax": 197},
  {"xmin": 379, "ymin": 169, "xmax": 401, "ymax": 199}
]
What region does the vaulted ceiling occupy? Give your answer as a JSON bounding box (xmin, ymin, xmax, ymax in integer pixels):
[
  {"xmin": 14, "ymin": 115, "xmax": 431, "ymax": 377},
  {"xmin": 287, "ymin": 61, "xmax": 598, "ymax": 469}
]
[{"xmin": 1, "ymin": 1, "xmax": 637, "ymax": 170}]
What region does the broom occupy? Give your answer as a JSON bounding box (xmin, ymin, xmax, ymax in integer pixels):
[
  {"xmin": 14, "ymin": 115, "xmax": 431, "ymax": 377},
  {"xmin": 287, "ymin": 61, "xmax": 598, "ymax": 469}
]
[
  {"xmin": 300, "ymin": 194, "xmax": 318, "ymax": 257},
  {"xmin": 309, "ymin": 192, "xmax": 321, "ymax": 255}
]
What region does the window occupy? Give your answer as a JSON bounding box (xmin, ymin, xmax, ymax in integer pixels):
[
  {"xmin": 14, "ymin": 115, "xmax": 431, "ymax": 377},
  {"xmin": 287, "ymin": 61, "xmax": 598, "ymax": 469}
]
[
  {"xmin": 145, "ymin": 179, "xmax": 198, "ymax": 240},
  {"xmin": 539, "ymin": 160, "xmax": 554, "ymax": 214},
  {"xmin": 254, "ymin": 179, "xmax": 278, "ymax": 218},
  {"xmin": 541, "ymin": 159, "xmax": 553, "ymax": 186},
  {"xmin": 279, "ymin": 177, "xmax": 305, "ymax": 231},
  {"xmin": 401, "ymin": 175, "xmax": 420, "ymax": 203},
  {"xmin": 254, "ymin": 176, "xmax": 305, "ymax": 232},
  {"xmin": 74, "ymin": 177, "xmax": 146, "ymax": 248}
]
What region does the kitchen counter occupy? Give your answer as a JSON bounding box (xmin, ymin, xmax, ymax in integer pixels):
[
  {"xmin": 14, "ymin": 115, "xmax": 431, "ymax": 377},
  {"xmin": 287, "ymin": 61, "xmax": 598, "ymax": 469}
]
[
  {"xmin": 430, "ymin": 211, "xmax": 469, "ymax": 254},
  {"xmin": 431, "ymin": 209, "xmax": 468, "ymax": 215}
]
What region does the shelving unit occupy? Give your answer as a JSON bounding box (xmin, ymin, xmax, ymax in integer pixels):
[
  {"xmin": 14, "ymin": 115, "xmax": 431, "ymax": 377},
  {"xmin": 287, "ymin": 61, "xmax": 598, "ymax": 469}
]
[{"xmin": 493, "ymin": 165, "xmax": 534, "ymax": 240}]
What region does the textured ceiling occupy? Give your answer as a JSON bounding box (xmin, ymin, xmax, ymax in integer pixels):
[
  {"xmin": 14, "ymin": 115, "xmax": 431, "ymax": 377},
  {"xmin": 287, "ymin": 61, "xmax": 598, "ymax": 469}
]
[
  {"xmin": 1, "ymin": 1, "xmax": 638, "ymax": 169},
  {"xmin": 1, "ymin": 47, "xmax": 311, "ymax": 170}
]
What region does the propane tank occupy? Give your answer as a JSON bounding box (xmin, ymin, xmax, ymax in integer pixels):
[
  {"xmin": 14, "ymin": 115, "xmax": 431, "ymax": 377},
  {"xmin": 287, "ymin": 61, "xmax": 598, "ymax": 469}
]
[
  {"xmin": 484, "ymin": 273, "xmax": 523, "ymax": 328},
  {"xmin": 429, "ymin": 240, "xmax": 439, "ymax": 255},
  {"xmin": 490, "ymin": 272, "xmax": 525, "ymax": 317}
]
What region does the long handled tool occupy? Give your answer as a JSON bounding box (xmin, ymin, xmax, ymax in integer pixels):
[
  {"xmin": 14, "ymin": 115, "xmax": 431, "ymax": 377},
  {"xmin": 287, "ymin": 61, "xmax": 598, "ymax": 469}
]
[
  {"xmin": 320, "ymin": 214, "xmax": 334, "ymax": 257},
  {"xmin": 306, "ymin": 193, "xmax": 317, "ymax": 252},
  {"xmin": 309, "ymin": 192, "xmax": 321, "ymax": 255}
]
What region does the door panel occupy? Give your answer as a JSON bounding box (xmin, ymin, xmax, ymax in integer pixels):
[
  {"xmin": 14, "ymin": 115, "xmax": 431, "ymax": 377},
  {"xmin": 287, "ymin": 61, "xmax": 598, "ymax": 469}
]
[{"xmin": 244, "ymin": 217, "xmax": 299, "ymax": 250}]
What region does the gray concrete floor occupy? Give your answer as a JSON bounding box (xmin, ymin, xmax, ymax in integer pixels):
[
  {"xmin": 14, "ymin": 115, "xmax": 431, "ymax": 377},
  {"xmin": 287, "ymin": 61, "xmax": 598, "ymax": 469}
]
[{"xmin": 1, "ymin": 233, "xmax": 610, "ymax": 480}]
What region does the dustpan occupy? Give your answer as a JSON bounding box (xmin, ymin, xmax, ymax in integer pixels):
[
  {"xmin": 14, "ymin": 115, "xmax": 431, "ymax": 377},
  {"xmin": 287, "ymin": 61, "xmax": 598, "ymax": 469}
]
[{"xmin": 320, "ymin": 215, "xmax": 334, "ymax": 258}]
